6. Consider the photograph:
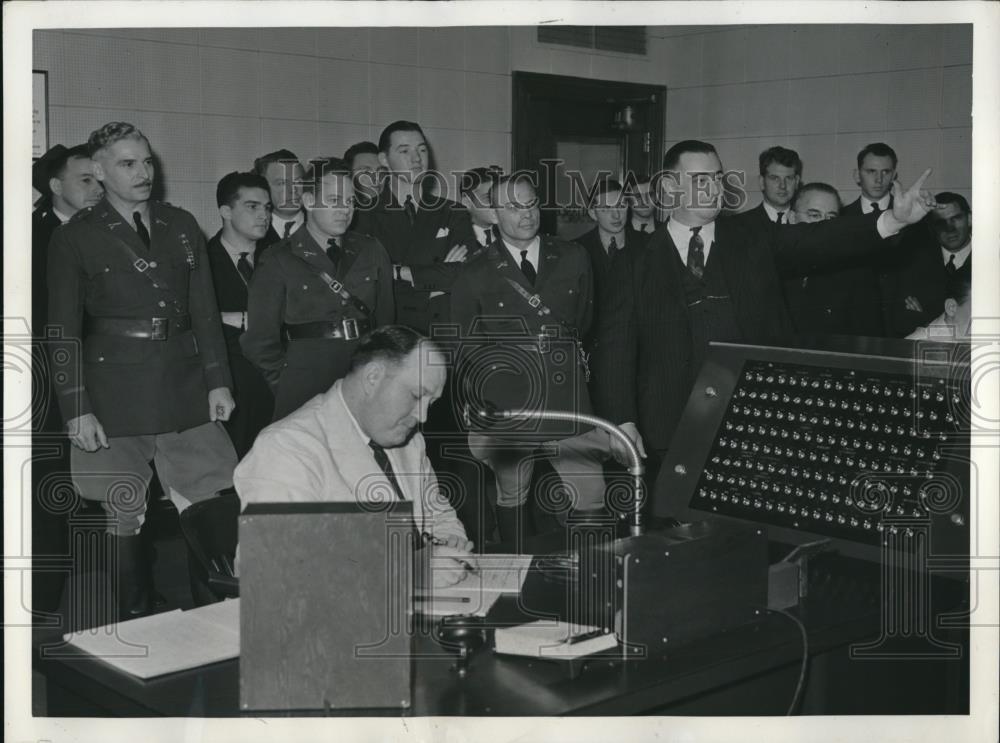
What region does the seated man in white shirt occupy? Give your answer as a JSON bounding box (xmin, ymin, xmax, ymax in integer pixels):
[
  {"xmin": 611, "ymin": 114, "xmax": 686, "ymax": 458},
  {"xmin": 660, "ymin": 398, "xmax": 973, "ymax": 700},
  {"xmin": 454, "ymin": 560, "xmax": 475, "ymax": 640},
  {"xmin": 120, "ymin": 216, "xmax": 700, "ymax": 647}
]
[{"xmin": 234, "ymin": 325, "xmax": 475, "ymax": 586}]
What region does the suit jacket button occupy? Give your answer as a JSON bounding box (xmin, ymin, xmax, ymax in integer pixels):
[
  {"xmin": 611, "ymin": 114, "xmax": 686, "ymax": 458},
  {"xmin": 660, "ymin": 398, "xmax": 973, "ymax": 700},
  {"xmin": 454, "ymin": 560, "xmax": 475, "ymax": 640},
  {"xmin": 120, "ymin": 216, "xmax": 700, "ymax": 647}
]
[
  {"xmin": 149, "ymin": 261, "xmax": 158, "ymax": 268},
  {"xmin": 98, "ymin": 356, "xmax": 105, "ymax": 362},
  {"xmin": 302, "ymin": 284, "xmax": 308, "ymax": 290},
  {"xmin": 158, "ymin": 301, "xmax": 166, "ymax": 308},
  {"xmin": 498, "ymin": 302, "xmax": 504, "ymax": 308}
]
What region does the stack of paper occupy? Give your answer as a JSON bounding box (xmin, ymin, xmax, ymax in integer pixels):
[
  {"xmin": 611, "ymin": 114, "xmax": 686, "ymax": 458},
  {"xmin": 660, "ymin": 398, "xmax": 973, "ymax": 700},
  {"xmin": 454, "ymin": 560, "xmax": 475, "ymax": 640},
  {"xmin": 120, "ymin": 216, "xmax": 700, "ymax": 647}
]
[
  {"xmin": 414, "ymin": 554, "xmax": 534, "ymax": 617},
  {"xmin": 61, "ymin": 598, "xmax": 240, "ymax": 679},
  {"xmin": 494, "ymin": 620, "xmax": 618, "ymax": 659}
]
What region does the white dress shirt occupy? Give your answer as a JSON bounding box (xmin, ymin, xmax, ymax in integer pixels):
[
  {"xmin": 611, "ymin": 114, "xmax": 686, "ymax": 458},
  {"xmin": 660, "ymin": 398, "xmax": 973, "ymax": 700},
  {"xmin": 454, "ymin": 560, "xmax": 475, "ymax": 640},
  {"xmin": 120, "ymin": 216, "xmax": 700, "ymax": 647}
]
[
  {"xmin": 501, "ymin": 236, "xmax": 540, "ymax": 274},
  {"xmin": 631, "ymin": 216, "xmax": 656, "ymax": 233},
  {"xmin": 53, "ymin": 207, "xmax": 72, "ymax": 224},
  {"xmin": 762, "ymin": 201, "xmax": 789, "ymax": 224},
  {"xmin": 942, "ymin": 242, "xmax": 971, "ymax": 269},
  {"xmin": 271, "ymin": 211, "xmax": 304, "ymax": 240},
  {"xmin": 473, "ymin": 223, "xmax": 493, "ymax": 247},
  {"xmin": 667, "ymin": 218, "xmax": 716, "ymax": 266},
  {"xmin": 860, "ymin": 193, "xmax": 892, "ymax": 214}
]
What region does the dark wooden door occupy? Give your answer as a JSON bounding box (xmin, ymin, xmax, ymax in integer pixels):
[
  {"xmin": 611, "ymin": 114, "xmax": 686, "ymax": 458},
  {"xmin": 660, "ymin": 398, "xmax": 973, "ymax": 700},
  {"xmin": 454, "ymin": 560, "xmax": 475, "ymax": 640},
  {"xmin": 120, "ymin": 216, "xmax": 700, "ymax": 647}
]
[{"xmin": 512, "ymin": 72, "xmax": 666, "ymax": 237}]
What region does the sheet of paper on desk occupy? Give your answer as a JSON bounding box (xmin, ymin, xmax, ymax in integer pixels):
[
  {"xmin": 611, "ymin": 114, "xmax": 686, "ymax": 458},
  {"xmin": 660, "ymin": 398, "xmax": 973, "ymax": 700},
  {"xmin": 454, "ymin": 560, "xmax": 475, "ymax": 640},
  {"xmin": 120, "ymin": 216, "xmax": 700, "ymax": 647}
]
[
  {"xmin": 414, "ymin": 555, "xmax": 534, "ymax": 616},
  {"xmin": 413, "ymin": 588, "xmax": 501, "ymax": 617},
  {"xmin": 61, "ymin": 598, "xmax": 240, "ymax": 679},
  {"xmin": 476, "ymin": 554, "xmax": 535, "ymax": 593}
]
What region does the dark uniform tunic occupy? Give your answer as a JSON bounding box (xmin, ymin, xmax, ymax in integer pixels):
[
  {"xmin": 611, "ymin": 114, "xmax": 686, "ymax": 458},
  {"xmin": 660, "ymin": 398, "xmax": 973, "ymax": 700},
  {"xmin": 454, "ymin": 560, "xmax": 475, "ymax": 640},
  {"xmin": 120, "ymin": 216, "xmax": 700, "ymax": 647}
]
[
  {"xmin": 241, "ymin": 227, "xmax": 394, "ymax": 420},
  {"xmin": 354, "ymin": 186, "xmax": 476, "ymax": 333},
  {"xmin": 47, "ymin": 197, "xmax": 232, "ymax": 437},
  {"xmin": 450, "ymin": 237, "xmax": 595, "ymax": 441}
]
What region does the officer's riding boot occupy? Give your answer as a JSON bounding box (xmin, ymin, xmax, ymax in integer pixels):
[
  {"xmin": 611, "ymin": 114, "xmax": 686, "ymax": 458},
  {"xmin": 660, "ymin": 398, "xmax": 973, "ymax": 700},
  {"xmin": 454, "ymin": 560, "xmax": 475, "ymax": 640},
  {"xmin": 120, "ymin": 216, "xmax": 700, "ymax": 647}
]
[
  {"xmin": 495, "ymin": 503, "xmax": 535, "ymax": 553},
  {"xmin": 114, "ymin": 534, "xmax": 151, "ymax": 620}
]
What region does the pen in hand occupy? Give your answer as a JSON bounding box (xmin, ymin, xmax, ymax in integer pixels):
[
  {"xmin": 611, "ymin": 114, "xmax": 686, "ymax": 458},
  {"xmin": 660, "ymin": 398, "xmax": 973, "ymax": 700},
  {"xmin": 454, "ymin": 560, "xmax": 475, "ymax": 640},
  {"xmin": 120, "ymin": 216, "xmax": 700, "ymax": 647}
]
[{"xmin": 422, "ymin": 532, "xmax": 479, "ymax": 575}]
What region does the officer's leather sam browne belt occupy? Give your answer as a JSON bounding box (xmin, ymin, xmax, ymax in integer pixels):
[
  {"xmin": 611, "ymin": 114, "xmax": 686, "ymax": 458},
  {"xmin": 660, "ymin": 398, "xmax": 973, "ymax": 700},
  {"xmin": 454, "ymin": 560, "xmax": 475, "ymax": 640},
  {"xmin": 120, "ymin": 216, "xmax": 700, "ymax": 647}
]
[
  {"xmin": 284, "ymin": 317, "xmax": 371, "ymax": 341},
  {"xmin": 85, "ymin": 315, "xmax": 192, "ymax": 340}
]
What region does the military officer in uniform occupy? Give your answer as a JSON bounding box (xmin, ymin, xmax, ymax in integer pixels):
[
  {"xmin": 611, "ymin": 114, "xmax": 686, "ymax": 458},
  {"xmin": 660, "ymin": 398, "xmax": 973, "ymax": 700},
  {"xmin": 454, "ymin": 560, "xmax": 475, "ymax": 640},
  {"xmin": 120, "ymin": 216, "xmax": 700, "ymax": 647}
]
[
  {"xmin": 241, "ymin": 157, "xmax": 395, "ymax": 420},
  {"xmin": 47, "ymin": 122, "xmax": 237, "ymax": 619},
  {"xmin": 450, "ymin": 174, "xmax": 616, "ymax": 545}
]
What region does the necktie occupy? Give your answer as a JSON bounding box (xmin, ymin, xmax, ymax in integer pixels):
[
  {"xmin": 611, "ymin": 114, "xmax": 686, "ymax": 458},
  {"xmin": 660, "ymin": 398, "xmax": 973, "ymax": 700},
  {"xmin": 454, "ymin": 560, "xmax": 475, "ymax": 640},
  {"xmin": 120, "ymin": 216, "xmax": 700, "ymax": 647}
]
[
  {"xmin": 639, "ymin": 222, "xmax": 648, "ymax": 233},
  {"xmin": 776, "ymin": 211, "xmax": 785, "ymax": 224},
  {"xmin": 687, "ymin": 226, "xmax": 705, "ymax": 279},
  {"xmin": 484, "ymin": 227, "xmax": 494, "ymax": 247},
  {"xmin": 326, "ymin": 237, "xmax": 340, "ymax": 272},
  {"xmin": 404, "ymin": 195, "xmax": 417, "ymax": 225},
  {"xmin": 946, "ymin": 254, "xmax": 957, "ymax": 274},
  {"xmin": 133, "ymin": 212, "xmax": 151, "ymax": 248},
  {"xmin": 236, "ymin": 252, "xmax": 253, "ymax": 283},
  {"xmin": 519, "ymin": 249, "xmax": 537, "ymax": 285},
  {"xmin": 870, "ymin": 202, "xmax": 882, "ymax": 216},
  {"xmin": 369, "ymin": 441, "xmax": 407, "ymax": 501},
  {"xmin": 283, "ymin": 221, "xmax": 294, "ymax": 239},
  {"xmin": 608, "ymin": 236, "xmax": 619, "ymax": 254}
]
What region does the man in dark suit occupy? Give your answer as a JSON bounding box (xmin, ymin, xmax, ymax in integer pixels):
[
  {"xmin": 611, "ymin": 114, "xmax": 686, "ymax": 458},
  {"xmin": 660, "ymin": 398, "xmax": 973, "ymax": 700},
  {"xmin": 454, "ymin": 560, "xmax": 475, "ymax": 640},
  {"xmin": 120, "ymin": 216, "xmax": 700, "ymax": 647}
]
[
  {"xmin": 252, "ymin": 149, "xmax": 305, "ymax": 262},
  {"xmin": 354, "ymin": 120, "xmax": 476, "ymax": 334},
  {"xmin": 206, "ymin": 172, "xmax": 276, "ymax": 458},
  {"xmin": 30, "ymin": 144, "xmax": 104, "ymax": 618},
  {"xmin": 575, "ymin": 177, "xmax": 648, "ymax": 360},
  {"xmin": 782, "ymin": 183, "xmax": 883, "ymax": 337},
  {"xmin": 842, "ymin": 142, "xmax": 898, "ymax": 217},
  {"xmin": 241, "ymin": 158, "xmax": 394, "ymax": 420},
  {"xmin": 459, "ymin": 165, "xmax": 503, "ymax": 253},
  {"xmin": 451, "ymin": 175, "xmax": 613, "ymax": 545},
  {"xmin": 48, "ymin": 122, "xmax": 237, "ymax": 619},
  {"xmin": 884, "ymin": 192, "xmax": 972, "ymax": 337},
  {"xmin": 344, "ymin": 140, "xmax": 383, "ymax": 215},
  {"xmin": 594, "ymin": 140, "xmax": 939, "ymax": 491},
  {"xmin": 730, "ymin": 146, "xmax": 802, "ymax": 232},
  {"xmin": 628, "ymin": 172, "xmax": 661, "ymax": 234}
]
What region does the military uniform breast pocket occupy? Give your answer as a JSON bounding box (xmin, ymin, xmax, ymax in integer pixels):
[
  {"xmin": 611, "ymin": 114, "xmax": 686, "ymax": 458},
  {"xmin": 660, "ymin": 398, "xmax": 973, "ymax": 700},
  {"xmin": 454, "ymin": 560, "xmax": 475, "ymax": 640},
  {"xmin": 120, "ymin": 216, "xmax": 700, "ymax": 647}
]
[{"xmin": 85, "ymin": 263, "xmax": 147, "ymax": 305}]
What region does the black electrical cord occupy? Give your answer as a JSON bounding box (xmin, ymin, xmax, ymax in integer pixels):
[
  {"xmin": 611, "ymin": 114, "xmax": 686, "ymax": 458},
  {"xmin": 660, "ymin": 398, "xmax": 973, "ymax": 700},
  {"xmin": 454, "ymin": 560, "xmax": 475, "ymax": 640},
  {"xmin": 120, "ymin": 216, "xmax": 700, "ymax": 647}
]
[{"xmin": 769, "ymin": 607, "xmax": 809, "ymax": 715}]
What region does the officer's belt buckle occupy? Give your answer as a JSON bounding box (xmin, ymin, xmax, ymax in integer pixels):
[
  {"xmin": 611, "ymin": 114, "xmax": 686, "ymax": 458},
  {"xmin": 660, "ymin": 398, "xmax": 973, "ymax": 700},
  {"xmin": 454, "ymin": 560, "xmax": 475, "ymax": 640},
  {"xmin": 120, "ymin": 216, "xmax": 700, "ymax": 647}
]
[
  {"xmin": 133, "ymin": 258, "xmax": 150, "ymax": 273},
  {"xmin": 528, "ymin": 295, "xmax": 541, "ymax": 308},
  {"xmin": 329, "ymin": 279, "xmax": 344, "ymax": 294},
  {"xmin": 150, "ymin": 317, "xmax": 168, "ymax": 340},
  {"xmin": 342, "ymin": 318, "xmax": 360, "ymax": 340}
]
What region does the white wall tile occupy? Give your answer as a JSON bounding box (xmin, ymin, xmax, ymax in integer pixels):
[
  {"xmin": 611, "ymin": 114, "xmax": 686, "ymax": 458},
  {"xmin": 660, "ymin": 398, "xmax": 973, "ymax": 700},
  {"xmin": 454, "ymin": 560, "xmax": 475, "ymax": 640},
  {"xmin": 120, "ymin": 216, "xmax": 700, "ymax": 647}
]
[
  {"xmin": 424, "ymin": 127, "xmax": 465, "ymax": 185},
  {"xmin": 666, "ymin": 87, "xmax": 702, "ymax": 140},
  {"xmin": 700, "ymin": 84, "xmax": 745, "ymax": 139},
  {"xmin": 137, "ymin": 112, "xmax": 205, "ymax": 184},
  {"xmin": 659, "ymin": 34, "xmax": 703, "ymax": 88},
  {"xmin": 839, "ymin": 25, "xmax": 891, "ymax": 75},
  {"xmin": 419, "ymin": 27, "xmax": 465, "ymax": 70},
  {"xmin": 419, "ymin": 68, "xmax": 466, "ymax": 130},
  {"xmin": 509, "ymin": 26, "xmax": 551, "ymax": 73},
  {"xmin": 317, "ymin": 59, "xmax": 370, "ymax": 125},
  {"xmin": 200, "ymin": 114, "xmax": 262, "ymax": 184},
  {"xmin": 550, "ymin": 49, "xmax": 592, "ymax": 78},
  {"xmin": 891, "ymin": 129, "xmax": 942, "ymax": 187},
  {"xmin": 887, "ymin": 68, "xmax": 942, "ymax": 131},
  {"xmin": 370, "ymin": 63, "xmax": 420, "ymax": 126},
  {"xmin": 316, "ymin": 28, "xmax": 369, "ymax": 61},
  {"xmin": 318, "ymin": 122, "xmax": 371, "ymax": 159},
  {"xmin": 199, "ymin": 29, "xmax": 262, "ymax": 51},
  {"xmin": 158, "ymin": 179, "xmax": 208, "ymax": 224},
  {"xmin": 61, "ymin": 33, "xmax": 137, "ymax": 109},
  {"xmin": 201, "ymin": 46, "xmax": 261, "ymax": 117},
  {"xmin": 886, "ymin": 25, "xmax": 942, "ymax": 71},
  {"xmin": 786, "ymin": 76, "xmax": 839, "ymax": 136},
  {"xmin": 370, "ymin": 28, "xmax": 420, "ymax": 66},
  {"xmin": 465, "ymin": 73, "xmax": 510, "ymax": 133},
  {"xmin": 465, "ymin": 130, "xmax": 510, "ymax": 172},
  {"xmin": 937, "ymin": 127, "xmax": 971, "ymax": 189},
  {"xmin": 259, "ymin": 28, "xmax": 316, "ymax": 56},
  {"xmin": 940, "ymin": 66, "xmax": 972, "ymax": 128},
  {"xmin": 781, "ymin": 134, "xmax": 839, "ymax": 184},
  {"xmin": 743, "ymin": 80, "xmax": 789, "ymax": 138},
  {"xmin": 589, "ymin": 53, "xmax": 630, "ymax": 83},
  {"xmin": 50, "ymin": 106, "xmax": 134, "ymax": 151},
  {"xmin": 941, "ymin": 24, "xmax": 972, "ymax": 66},
  {"xmin": 261, "ymin": 52, "xmax": 318, "ymax": 120},
  {"xmin": 786, "ymin": 26, "xmax": 841, "ymax": 79},
  {"xmin": 260, "ymin": 118, "xmax": 317, "ymax": 163},
  {"xmin": 465, "ymin": 27, "xmax": 509, "ymax": 75},
  {"xmin": 835, "ymin": 73, "xmax": 889, "ymax": 134},
  {"xmin": 743, "ymin": 26, "xmax": 790, "ymax": 83},
  {"xmin": 702, "ymin": 28, "xmax": 747, "ymax": 86},
  {"xmin": 134, "ymin": 41, "xmax": 202, "ymax": 114}
]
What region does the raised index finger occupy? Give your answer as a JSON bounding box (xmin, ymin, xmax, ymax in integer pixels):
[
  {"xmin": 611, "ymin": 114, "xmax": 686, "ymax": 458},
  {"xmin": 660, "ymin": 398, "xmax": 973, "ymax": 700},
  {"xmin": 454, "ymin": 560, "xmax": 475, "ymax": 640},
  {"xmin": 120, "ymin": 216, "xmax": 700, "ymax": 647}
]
[{"xmin": 911, "ymin": 168, "xmax": 933, "ymax": 192}]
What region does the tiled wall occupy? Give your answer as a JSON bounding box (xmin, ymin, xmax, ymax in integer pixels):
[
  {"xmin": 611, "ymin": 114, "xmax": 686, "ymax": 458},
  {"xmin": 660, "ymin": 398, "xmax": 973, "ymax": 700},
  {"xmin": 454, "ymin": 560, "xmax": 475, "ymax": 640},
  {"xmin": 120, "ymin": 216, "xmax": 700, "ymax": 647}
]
[
  {"xmin": 648, "ymin": 24, "xmax": 973, "ymax": 209},
  {"xmin": 33, "ymin": 24, "xmax": 972, "ymax": 233}
]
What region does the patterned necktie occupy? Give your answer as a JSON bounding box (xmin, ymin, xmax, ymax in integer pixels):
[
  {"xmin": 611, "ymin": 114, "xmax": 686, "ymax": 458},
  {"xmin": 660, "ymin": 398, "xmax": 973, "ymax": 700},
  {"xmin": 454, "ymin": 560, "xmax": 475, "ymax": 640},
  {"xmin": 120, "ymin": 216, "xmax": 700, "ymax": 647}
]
[
  {"xmin": 688, "ymin": 226, "xmax": 705, "ymax": 279},
  {"xmin": 133, "ymin": 212, "xmax": 151, "ymax": 248},
  {"xmin": 237, "ymin": 252, "xmax": 253, "ymax": 283},
  {"xmin": 404, "ymin": 195, "xmax": 417, "ymax": 225},
  {"xmin": 283, "ymin": 221, "xmax": 294, "ymax": 239},
  {"xmin": 946, "ymin": 254, "xmax": 957, "ymax": 274},
  {"xmin": 870, "ymin": 202, "xmax": 882, "ymax": 217},
  {"xmin": 326, "ymin": 237, "xmax": 340, "ymax": 272},
  {"xmin": 519, "ymin": 249, "xmax": 537, "ymax": 285},
  {"xmin": 776, "ymin": 211, "xmax": 785, "ymax": 224},
  {"xmin": 369, "ymin": 441, "xmax": 407, "ymax": 501}
]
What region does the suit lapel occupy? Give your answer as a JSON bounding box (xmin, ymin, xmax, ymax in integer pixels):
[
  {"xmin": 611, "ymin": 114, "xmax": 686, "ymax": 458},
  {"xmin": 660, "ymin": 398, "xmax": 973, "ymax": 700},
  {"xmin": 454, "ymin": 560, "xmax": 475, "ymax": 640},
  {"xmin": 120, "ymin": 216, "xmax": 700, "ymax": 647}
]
[
  {"xmin": 338, "ymin": 232, "xmax": 364, "ymax": 277},
  {"xmin": 487, "ymin": 243, "xmax": 534, "ymax": 295},
  {"xmin": 712, "ymin": 219, "xmax": 747, "ymax": 317},
  {"xmin": 95, "ymin": 198, "xmax": 147, "ymax": 254},
  {"xmin": 653, "ymin": 221, "xmax": 689, "ymax": 316},
  {"xmin": 291, "ymin": 228, "xmax": 340, "ymax": 276}
]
